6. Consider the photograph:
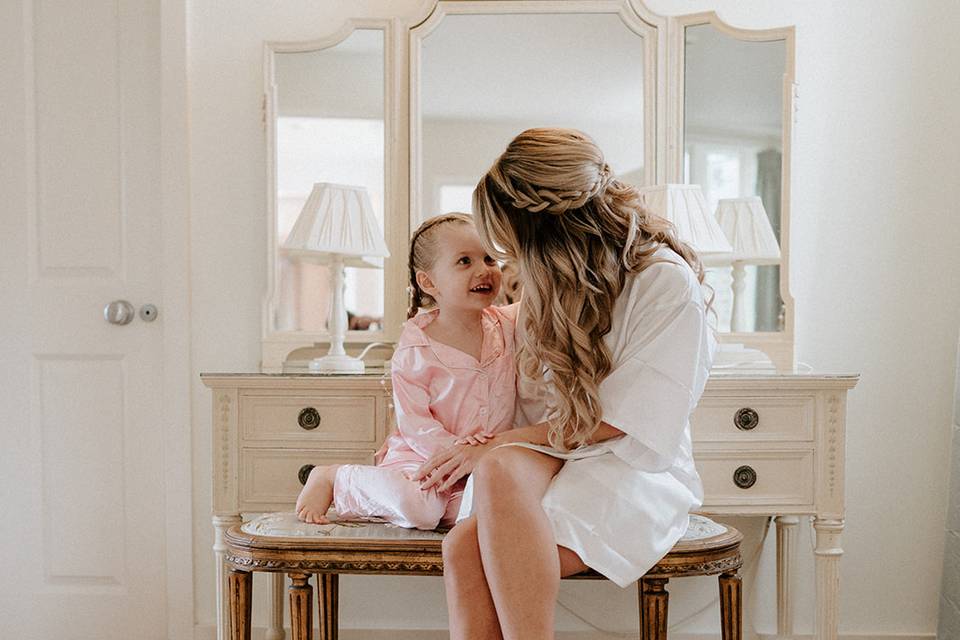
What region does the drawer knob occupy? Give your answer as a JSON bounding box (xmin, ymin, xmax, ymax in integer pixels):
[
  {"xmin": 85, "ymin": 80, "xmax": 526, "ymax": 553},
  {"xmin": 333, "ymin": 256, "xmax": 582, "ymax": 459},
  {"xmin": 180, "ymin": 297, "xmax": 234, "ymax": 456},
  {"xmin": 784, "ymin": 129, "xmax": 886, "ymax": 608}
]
[
  {"xmin": 298, "ymin": 407, "xmax": 321, "ymax": 430},
  {"xmin": 734, "ymin": 407, "xmax": 759, "ymax": 431},
  {"xmin": 298, "ymin": 464, "xmax": 315, "ymax": 486},
  {"xmin": 733, "ymin": 465, "xmax": 757, "ymax": 489}
]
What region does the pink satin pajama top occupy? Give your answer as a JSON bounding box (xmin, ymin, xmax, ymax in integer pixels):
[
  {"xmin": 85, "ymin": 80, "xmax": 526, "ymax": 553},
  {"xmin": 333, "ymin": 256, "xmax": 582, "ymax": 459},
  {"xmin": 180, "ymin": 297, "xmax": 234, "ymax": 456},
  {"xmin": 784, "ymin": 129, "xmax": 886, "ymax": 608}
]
[{"xmin": 376, "ymin": 305, "xmax": 518, "ymax": 467}]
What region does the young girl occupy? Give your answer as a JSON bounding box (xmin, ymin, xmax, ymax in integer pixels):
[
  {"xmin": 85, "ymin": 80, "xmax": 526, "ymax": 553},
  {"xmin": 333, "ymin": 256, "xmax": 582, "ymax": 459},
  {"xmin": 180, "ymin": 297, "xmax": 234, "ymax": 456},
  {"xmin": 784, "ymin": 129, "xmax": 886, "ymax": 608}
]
[{"xmin": 295, "ymin": 213, "xmax": 518, "ymax": 530}]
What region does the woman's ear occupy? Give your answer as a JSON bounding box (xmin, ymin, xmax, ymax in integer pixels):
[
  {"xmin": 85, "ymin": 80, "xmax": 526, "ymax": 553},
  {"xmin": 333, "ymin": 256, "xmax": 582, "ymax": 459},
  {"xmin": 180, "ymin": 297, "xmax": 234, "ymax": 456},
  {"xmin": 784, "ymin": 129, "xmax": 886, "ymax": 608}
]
[{"xmin": 415, "ymin": 270, "xmax": 438, "ymax": 298}]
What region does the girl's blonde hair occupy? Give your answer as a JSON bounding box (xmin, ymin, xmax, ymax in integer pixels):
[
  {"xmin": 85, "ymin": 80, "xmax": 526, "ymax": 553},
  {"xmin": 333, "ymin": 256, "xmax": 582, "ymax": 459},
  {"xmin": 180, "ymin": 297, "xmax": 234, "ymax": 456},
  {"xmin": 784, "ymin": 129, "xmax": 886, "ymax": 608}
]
[
  {"xmin": 473, "ymin": 127, "xmax": 711, "ymax": 450},
  {"xmin": 407, "ymin": 212, "xmax": 474, "ymax": 319}
]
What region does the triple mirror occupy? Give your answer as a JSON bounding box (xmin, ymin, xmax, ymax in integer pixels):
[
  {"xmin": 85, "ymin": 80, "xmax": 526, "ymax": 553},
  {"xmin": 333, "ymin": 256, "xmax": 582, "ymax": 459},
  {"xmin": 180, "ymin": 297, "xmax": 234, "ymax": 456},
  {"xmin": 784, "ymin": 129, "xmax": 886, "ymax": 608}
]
[{"xmin": 262, "ymin": 3, "xmax": 795, "ymax": 372}]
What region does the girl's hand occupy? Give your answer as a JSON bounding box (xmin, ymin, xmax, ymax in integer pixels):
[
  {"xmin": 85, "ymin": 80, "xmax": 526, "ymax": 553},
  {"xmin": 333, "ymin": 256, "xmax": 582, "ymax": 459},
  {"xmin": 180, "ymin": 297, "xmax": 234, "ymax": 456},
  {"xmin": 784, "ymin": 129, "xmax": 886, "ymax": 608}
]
[{"xmin": 414, "ymin": 440, "xmax": 493, "ymax": 492}]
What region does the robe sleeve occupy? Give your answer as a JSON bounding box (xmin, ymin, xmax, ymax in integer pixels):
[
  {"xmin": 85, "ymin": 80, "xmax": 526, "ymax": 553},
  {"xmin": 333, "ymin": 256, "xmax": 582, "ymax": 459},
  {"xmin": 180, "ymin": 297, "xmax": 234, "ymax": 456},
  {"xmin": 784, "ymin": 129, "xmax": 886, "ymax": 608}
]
[
  {"xmin": 390, "ymin": 348, "xmax": 460, "ymax": 459},
  {"xmin": 598, "ymin": 262, "xmax": 716, "ymax": 469}
]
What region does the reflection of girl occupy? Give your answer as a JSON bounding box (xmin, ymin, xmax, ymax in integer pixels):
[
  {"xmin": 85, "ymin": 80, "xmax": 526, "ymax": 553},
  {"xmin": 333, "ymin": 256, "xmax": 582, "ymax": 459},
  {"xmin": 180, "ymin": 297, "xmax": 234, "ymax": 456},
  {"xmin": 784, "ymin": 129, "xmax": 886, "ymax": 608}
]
[
  {"xmin": 413, "ymin": 128, "xmax": 717, "ymax": 637},
  {"xmin": 296, "ymin": 213, "xmax": 517, "ymax": 529}
]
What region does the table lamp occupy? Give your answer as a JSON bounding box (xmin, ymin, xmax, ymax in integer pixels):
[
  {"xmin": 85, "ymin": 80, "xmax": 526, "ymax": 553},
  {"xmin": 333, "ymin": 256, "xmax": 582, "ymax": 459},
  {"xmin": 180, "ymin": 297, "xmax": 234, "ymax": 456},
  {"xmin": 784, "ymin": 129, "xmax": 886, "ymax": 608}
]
[
  {"xmin": 638, "ymin": 184, "xmax": 773, "ymax": 369},
  {"xmin": 637, "ymin": 184, "xmax": 733, "ymax": 267},
  {"xmin": 715, "ymin": 196, "xmax": 781, "ymax": 333},
  {"xmin": 282, "ymin": 183, "xmax": 390, "ymax": 373}
]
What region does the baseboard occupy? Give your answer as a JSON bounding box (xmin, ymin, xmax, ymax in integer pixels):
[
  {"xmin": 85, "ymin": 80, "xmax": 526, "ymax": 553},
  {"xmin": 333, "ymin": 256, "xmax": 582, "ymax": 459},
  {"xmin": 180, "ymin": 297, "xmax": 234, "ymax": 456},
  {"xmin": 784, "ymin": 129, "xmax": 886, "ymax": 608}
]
[{"xmin": 193, "ymin": 624, "xmax": 935, "ymax": 640}]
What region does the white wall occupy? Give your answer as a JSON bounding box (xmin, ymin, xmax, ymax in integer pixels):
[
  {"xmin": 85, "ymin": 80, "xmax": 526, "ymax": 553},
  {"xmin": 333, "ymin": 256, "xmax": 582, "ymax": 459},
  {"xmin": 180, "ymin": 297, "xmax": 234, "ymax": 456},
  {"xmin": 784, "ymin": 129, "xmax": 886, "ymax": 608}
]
[{"xmin": 188, "ymin": 0, "xmax": 960, "ymax": 636}]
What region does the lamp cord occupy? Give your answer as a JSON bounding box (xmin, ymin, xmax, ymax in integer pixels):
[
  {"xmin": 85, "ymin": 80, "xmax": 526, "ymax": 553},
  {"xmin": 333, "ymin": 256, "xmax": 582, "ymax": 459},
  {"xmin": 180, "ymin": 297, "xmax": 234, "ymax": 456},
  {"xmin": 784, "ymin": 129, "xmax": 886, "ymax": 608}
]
[
  {"xmin": 555, "ymin": 516, "xmax": 773, "ymax": 637},
  {"xmin": 357, "ymin": 341, "xmax": 393, "ymax": 362}
]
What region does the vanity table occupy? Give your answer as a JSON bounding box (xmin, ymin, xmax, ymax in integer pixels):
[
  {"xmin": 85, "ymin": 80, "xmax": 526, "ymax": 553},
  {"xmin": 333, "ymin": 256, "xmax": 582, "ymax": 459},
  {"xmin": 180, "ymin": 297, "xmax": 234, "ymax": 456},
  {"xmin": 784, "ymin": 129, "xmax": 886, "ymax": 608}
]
[
  {"xmin": 226, "ymin": 0, "xmax": 858, "ymax": 636},
  {"xmin": 203, "ymin": 370, "xmax": 858, "ymax": 640}
]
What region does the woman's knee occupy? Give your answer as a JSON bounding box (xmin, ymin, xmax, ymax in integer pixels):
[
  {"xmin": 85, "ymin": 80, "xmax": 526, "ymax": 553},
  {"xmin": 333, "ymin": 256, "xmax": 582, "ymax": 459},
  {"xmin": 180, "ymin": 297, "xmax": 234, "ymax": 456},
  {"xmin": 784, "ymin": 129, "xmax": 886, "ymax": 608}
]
[{"xmin": 473, "ymin": 447, "xmax": 560, "ymax": 503}]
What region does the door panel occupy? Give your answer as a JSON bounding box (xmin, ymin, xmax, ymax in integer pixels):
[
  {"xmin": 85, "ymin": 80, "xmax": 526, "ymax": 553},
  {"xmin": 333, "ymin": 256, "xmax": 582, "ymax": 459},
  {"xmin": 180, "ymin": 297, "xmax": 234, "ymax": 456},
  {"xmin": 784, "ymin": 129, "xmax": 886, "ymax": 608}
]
[{"xmin": 1, "ymin": 1, "xmax": 168, "ymax": 637}]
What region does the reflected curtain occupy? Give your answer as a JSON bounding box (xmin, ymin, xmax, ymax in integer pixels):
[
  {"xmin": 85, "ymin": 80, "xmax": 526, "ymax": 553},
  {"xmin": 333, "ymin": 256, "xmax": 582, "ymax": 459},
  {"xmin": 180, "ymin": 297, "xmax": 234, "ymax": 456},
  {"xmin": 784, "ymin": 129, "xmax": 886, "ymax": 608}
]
[{"xmin": 755, "ymin": 148, "xmax": 783, "ymax": 331}]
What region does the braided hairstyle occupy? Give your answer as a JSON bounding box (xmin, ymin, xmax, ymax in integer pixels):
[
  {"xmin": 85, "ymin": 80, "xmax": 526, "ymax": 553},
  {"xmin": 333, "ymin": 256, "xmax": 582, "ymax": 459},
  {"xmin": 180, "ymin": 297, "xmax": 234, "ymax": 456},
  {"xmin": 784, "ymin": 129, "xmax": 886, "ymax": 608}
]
[
  {"xmin": 406, "ymin": 212, "xmax": 474, "ymax": 319},
  {"xmin": 473, "ymin": 127, "xmax": 711, "ymax": 450}
]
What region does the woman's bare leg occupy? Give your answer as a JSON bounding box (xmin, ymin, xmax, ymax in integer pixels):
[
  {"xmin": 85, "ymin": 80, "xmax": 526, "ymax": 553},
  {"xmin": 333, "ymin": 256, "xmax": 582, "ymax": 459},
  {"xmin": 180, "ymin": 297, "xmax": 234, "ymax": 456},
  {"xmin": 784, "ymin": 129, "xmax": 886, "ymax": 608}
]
[
  {"xmin": 442, "ymin": 516, "xmax": 503, "ymax": 640},
  {"xmin": 444, "ymin": 517, "xmax": 588, "ymax": 639},
  {"xmin": 472, "ymin": 447, "xmax": 565, "ymax": 640}
]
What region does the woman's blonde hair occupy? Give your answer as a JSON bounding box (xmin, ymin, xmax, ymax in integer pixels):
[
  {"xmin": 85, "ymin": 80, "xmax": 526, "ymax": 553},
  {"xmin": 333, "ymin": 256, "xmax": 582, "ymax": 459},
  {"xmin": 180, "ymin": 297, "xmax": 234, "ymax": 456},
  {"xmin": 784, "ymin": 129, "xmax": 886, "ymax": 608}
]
[
  {"xmin": 406, "ymin": 212, "xmax": 474, "ymax": 319},
  {"xmin": 473, "ymin": 127, "xmax": 711, "ymax": 450}
]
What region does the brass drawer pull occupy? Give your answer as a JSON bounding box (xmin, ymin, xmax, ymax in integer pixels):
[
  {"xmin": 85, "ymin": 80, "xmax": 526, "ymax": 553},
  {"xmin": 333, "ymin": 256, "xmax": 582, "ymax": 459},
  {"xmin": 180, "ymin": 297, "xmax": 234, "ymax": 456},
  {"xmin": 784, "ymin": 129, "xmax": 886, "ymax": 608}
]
[
  {"xmin": 734, "ymin": 407, "xmax": 759, "ymax": 431},
  {"xmin": 733, "ymin": 465, "xmax": 757, "ymax": 489},
  {"xmin": 298, "ymin": 407, "xmax": 321, "ymax": 430},
  {"xmin": 298, "ymin": 464, "xmax": 315, "ymax": 486}
]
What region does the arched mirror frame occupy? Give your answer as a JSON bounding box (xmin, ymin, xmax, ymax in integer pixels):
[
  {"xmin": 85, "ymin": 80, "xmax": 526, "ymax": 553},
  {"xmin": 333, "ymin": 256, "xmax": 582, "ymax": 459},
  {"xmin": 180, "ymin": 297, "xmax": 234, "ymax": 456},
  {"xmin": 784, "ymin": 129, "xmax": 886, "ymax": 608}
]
[
  {"xmin": 666, "ymin": 12, "xmax": 796, "ymax": 370},
  {"xmin": 409, "ymin": 0, "xmax": 665, "ymax": 222},
  {"xmin": 260, "ymin": 3, "xmax": 796, "ymax": 372},
  {"xmin": 262, "ymin": 19, "xmax": 409, "ymax": 372}
]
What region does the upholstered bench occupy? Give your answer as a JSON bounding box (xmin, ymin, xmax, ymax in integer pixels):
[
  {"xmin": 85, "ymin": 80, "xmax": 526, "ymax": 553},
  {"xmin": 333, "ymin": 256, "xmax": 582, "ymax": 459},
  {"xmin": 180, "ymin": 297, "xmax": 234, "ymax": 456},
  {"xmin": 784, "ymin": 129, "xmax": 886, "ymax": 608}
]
[{"xmin": 223, "ymin": 512, "xmax": 742, "ymax": 640}]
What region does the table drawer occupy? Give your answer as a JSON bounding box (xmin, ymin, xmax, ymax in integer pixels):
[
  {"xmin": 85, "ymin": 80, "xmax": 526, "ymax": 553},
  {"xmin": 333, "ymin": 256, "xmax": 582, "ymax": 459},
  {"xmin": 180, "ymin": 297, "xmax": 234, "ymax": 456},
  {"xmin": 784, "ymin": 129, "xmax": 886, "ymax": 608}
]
[
  {"xmin": 240, "ymin": 393, "xmax": 379, "ymax": 447},
  {"xmin": 696, "ymin": 449, "xmax": 814, "ymax": 507},
  {"xmin": 240, "ymin": 448, "xmax": 375, "ymax": 508},
  {"xmin": 692, "ymin": 395, "xmax": 814, "ymax": 441}
]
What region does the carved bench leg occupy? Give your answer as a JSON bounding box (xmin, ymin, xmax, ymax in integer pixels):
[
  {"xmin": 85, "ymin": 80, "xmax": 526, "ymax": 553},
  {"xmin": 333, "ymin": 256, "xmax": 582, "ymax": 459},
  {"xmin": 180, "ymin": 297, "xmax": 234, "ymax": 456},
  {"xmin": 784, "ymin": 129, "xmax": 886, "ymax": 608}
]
[
  {"xmin": 288, "ymin": 573, "xmax": 313, "ymax": 640},
  {"xmin": 720, "ymin": 570, "xmax": 743, "ymax": 640},
  {"xmin": 228, "ymin": 568, "xmax": 252, "ymax": 640},
  {"xmin": 318, "ymin": 573, "xmax": 339, "ymax": 640},
  {"xmin": 639, "ymin": 578, "xmax": 669, "ymax": 640}
]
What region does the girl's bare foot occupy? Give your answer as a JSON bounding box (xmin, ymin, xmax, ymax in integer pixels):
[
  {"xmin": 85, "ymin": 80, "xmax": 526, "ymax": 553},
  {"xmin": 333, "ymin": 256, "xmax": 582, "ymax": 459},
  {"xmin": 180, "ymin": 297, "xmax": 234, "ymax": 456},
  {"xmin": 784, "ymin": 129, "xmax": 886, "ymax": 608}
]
[{"xmin": 295, "ymin": 465, "xmax": 340, "ymax": 523}]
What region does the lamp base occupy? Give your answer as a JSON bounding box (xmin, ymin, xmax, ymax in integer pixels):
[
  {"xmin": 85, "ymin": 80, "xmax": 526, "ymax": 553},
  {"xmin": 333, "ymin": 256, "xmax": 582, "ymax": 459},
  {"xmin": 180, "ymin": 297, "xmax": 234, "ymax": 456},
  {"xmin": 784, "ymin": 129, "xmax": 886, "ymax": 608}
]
[
  {"xmin": 307, "ymin": 353, "xmax": 366, "ymax": 374},
  {"xmin": 711, "ymin": 343, "xmax": 776, "ymax": 371}
]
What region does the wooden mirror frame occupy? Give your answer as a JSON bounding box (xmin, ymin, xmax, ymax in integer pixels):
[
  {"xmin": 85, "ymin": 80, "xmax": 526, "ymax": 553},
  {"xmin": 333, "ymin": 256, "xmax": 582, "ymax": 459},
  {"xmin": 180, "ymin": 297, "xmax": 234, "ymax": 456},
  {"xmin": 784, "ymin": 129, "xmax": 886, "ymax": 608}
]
[
  {"xmin": 666, "ymin": 12, "xmax": 796, "ymax": 370},
  {"xmin": 261, "ymin": 19, "xmax": 408, "ymax": 372},
  {"xmin": 261, "ymin": 2, "xmax": 796, "ymax": 372}
]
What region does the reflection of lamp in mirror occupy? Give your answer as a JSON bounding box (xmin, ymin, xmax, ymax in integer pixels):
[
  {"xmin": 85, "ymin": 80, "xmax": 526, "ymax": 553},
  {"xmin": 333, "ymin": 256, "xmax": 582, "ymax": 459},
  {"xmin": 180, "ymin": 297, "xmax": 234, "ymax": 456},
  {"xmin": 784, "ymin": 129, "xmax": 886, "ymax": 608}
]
[
  {"xmin": 281, "ymin": 183, "xmax": 390, "ymax": 373},
  {"xmin": 637, "ymin": 184, "xmax": 733, "ymax": 266},
  {"xmin": 715, "ymin": 197, "xmax": 781, "ymax": 333}
]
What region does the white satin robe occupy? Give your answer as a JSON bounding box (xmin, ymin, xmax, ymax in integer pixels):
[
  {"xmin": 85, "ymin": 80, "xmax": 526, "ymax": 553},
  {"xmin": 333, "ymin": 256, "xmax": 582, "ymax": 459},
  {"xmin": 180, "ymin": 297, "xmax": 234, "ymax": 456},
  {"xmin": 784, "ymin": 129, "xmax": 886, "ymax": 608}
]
[{"xmin": 457, "ymin": 247, "xmax": 717, "ymax": 587}]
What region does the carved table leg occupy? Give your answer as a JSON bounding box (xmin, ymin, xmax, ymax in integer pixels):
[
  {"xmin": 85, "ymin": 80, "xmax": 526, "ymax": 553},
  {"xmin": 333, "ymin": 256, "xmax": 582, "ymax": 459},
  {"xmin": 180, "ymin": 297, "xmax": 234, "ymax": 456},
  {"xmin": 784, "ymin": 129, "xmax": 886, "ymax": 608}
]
[
  {"xmin": 719, "ymin": 570, "xmax": 742, "ymax": 640},
  {"xmin": 776, "ymin": 515, "xmax": 799, "ymax": 637},
  {"xmin": 289, "ymin": 573, "xmax": 313, "ymax": 640},
  {"xmin": 214, "ymin": 515, "xmax": 243, "ymax": 640},
  {"xmin": 814, "ymin": 517, "xmax": 844, "ymax": 640},
  {"xmin": 266, "ymin": 574, "xmax": 285, "ymax": 640},
  {"xmin": 640, "ymin": 578, "xmax": 669, "ymax": 640},
  {"xmin": 318, "ymin": 573, "xmax": 339, "ymax": 640},
  {"xmin": 228, "ymin": 569, "xmax": 253, "ymax": 640}
]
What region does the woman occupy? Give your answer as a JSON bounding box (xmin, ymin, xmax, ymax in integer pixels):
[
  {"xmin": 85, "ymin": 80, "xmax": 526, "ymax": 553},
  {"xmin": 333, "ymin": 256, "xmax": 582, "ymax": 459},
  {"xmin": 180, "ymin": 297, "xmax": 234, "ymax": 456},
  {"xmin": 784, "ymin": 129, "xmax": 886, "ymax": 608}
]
[{"xmin": 413, "ymin": 128, "xmax": 717, "ymax": 639}]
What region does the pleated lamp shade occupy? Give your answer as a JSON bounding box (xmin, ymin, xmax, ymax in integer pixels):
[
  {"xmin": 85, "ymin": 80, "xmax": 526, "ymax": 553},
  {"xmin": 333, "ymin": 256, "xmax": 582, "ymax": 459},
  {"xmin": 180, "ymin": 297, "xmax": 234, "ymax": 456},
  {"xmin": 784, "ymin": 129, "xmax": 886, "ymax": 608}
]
[
  {"xmin": 282, "ymin": 183, "xmax": 390, "ymax": 268},
  {"xmin": 714, "ymin": 197, "xmax": 781, "ymax": 265},
  {"xmin": 638, "ymin": 184, "xmax": 733, "ymax": 266}
]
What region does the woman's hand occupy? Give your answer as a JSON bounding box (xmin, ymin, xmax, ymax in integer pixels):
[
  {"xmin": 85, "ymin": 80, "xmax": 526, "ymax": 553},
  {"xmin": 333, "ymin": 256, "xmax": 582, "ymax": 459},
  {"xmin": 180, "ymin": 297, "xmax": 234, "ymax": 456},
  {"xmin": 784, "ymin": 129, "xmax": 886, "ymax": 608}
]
[
  {"xmin": 414, "ymin": 440, "xmax": 494, "ymax": 492},
  {"xmin": 454, "ymin": 431, "xmax": 494, "ymax": 446}
]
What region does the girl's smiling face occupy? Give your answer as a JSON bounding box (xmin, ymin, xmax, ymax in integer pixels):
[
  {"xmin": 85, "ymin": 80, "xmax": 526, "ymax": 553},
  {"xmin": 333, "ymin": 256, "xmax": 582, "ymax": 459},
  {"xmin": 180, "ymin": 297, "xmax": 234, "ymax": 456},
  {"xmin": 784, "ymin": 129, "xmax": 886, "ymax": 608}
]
[{"xmin": 416, "ymin": 223, "xmax": 502, "ymax": 313}]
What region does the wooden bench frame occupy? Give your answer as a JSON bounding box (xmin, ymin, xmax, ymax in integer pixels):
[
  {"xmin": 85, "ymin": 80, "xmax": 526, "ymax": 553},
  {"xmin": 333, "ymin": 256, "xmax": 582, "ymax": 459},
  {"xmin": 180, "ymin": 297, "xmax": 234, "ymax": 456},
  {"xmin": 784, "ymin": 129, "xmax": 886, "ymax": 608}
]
[{"xmin": 223, "ymin": 523, "xmax": 743, "ymax": 640}]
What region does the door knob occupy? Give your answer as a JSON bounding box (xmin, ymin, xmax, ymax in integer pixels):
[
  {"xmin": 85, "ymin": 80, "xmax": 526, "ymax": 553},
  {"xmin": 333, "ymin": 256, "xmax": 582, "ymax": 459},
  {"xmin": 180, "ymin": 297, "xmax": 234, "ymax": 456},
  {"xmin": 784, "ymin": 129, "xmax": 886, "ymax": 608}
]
[{"xmin": 104, "ymin": 300, "xmax": 135, "ymax": 325}]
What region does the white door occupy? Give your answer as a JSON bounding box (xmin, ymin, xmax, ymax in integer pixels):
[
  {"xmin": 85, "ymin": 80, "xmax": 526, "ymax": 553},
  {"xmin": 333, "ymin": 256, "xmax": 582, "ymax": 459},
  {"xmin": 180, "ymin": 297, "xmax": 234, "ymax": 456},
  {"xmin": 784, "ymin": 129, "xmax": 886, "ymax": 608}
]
[{"xmin": 0, "ymin": 1, "xmax": 169, "ymax": 637}]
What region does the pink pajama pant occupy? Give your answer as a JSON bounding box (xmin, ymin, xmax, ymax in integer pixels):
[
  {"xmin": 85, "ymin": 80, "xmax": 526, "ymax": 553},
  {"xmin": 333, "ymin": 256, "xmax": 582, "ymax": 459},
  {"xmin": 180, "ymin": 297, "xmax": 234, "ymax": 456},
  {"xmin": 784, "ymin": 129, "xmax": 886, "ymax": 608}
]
[{"xmin": 332, "ymin": 461, "xmax": 466, "ymax": 530}]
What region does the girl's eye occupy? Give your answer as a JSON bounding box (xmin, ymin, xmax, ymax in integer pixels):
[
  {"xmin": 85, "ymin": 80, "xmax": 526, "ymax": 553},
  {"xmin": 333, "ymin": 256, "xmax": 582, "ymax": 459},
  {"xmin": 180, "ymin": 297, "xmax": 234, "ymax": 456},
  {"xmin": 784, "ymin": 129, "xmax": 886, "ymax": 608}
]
[
  {"xmin": 484, "ymin": 255, "xmax": 496, "ymax": 265},
  {"xmin": 457, "ymin": 256, "xmax": 470, "ymax": 265}
]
